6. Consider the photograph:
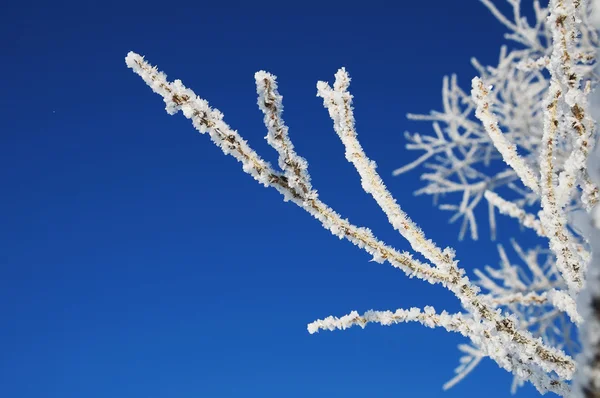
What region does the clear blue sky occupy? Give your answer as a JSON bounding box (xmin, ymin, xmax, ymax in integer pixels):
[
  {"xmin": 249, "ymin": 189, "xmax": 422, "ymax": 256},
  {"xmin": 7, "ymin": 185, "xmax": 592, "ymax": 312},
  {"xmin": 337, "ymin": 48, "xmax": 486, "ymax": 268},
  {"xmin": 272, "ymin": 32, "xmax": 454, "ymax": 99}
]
[{"xmin": 1, "ymin": 1, "xmax": 545, "ymax": 397}]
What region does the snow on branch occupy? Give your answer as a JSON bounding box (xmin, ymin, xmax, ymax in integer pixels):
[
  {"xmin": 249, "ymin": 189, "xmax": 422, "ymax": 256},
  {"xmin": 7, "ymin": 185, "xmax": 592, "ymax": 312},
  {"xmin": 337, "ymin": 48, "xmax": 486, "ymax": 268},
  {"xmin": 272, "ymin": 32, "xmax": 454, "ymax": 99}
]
[
  {"xmin": 307, "ymin": 306, "xmax": 474, "ymax": 334},
  {"xmin": 126, "ymin": 0, "xmax": 600, "ymax": 394},
  {"xmin": 308, "ymin": 306, "xmax": 571, "ymax": 395},
  {"xmin": 127, "ymin": 50, "xmax": 577, "ymax": 394},
  {"xmin": 571, "ymin": 1, "xmax": 600, "ymax": 396},
  {"xmin": 317, "ymin": 69, "xmax": 458, "ymax": 274},
  {"xmin": 548, "ymin": 0, "xmax": 597, "ymax": 209},
  {"xmin": 472, "ymin": 77, "xmax": 541, "ymax": 194},
  {"xmin": 124, "ymin": 52, "xmax": 449, "ymax": 287},
  {"xmin": 391, "ymin": 0, "xmax": 599, "ymax": 392},
  {"xmin": 485, "ymin": 190, "xmax": 545, "ymax": 236},
  {"xmin": 255, "ymin": 71, "xmax": 313, "ymax": 195}
]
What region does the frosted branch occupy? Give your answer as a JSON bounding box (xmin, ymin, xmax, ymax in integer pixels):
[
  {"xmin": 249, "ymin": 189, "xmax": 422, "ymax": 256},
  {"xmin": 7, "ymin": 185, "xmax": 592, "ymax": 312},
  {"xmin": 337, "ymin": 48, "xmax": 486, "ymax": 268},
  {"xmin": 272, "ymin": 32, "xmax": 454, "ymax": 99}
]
[
  {"xmin": 540, "ymin": 81, "xmax": 584, "ymax": 292},
  {"xmin": 255, "ymin": 71, "xmax": 313, "ymax": 195},
  {"xmin": 125, "ymin": 52, "xmax": 450, "ymax": 286},
  {"xmin": 571, "ymin": 2, "xmax": 600, "ymax": 396},
  {"xmin": 309, "ymin": 306, "xmax": 571, "ymax": 396},
  {"xmin": 307, "ymin": 306, "xmax": 475, "ymax": 335},
  {"xmin": 472, "ymin": 77, "xmax": 541, "ymax": 194},
  {"xmin": 317, "ymin": 69, "xmax": 457, "ymax": 274},
  {"xmin": 125, "ymin": 2, "xmax": 600, "ymax": 387},
  {"xmin": 485, "ymin": 190, "xmax": 545, "ymax": 236}
]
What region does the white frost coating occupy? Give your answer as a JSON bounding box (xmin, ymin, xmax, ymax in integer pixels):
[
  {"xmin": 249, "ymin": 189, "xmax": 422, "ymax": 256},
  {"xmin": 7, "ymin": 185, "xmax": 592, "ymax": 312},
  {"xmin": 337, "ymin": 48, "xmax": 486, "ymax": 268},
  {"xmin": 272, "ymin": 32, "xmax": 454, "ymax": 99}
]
[
  {"xmin": 309, "ymin": 306, "xmax": 570, "ymax": 395},
  {"xmin": 126, "ymin": 0, "xmax": 600, "ymax": 392},
  {"xmin": 398, "ymin": 0, "xmax": 598, "ymax": 241},
  {"xmin": 317, "ymin": 68, "xmax": 458, "ymax": 275},
  {"xmin": 254, "ymin": 71, "xmax": 313, "ymax": 195},
  {"xmin": 537, "ymin": 0, "xmax": 587, "ymax": 294},
  {"xmin": 308, "ymin": 307, "xmax": 477, "ymax": 335},
  {"xmin": 485, "ymin": 190, "xmax": 545, "ymax": 236},
  {"xmin": 547, "ymin": 289, "xmax": 583, "ymax": 325},
  {"xmin": 127, "ymin": 50, "xmax": 576, "ymax": 395},
  {"xmin": 443, "ymin": 344, "xmax": 484, "ymax": 390},
  {"xmin": 396, "ymin": 0, "xmax": 596, "ymax": 392},
  {"xmin": 124, "ymin": 52, "xmax": 449, "ymax": 288},
  {"xmin": 549, "ymin": 0, "xmax": 596, "ymax": 210},
  {"xmin": 472, "ymin": 77, "xmax": 540, "ymax": 194},
  {"xmin": 571, "ymin": 1, "xmax": 600, "ymax": 397}
]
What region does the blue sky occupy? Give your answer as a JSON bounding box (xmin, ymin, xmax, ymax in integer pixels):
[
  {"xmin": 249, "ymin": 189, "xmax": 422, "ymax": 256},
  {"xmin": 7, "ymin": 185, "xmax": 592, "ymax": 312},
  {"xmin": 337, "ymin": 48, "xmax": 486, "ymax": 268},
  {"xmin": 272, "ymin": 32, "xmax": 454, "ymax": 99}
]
[{"xmin": 1, "ymin": 1, "xmax": 545, "ymax": 397}]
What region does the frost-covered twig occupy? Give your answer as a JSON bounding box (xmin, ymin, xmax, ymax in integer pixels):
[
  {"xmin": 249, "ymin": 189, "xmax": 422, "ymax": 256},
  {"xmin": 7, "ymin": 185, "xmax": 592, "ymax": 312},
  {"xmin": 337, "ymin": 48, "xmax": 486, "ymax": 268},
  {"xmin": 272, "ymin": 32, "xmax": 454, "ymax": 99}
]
[
  {"xmin": 549, "ymin": 0, "xmax": 597, "ymax": 209},
  {"xmin": 443, "ymin": 344, "xmax": 485, "ymax": 391},
  {"xmin": 485, "ymin": 190, "xmax": 545, "ymax": 236},
  {"xmin": 124, "ymin": 52, "xmax": 448, "ymax": 286},
  {"xmin": 540, "ymin": 81, "xmax": 583, "ymax": 292},
  {"xmin": 399, "ymin": 0, "xmax": 598, "ymax": 241},
  {"xmin": 307, "ymin": 306, "xmax": 473, "ymax": 334},
  {"xmin": 472, "ymin": 77, "xmax": 540, "ymax": 194},
  {"xmin": 127, "ymin": 51, "xmax": 577, "ymax": 395},
  {"xmin": 394, "ymin": 1, "xmax": 598, "ymax": 391},
  {"xmin": 570, "ymin": 1, "xmax": 600, "ymax": 396},
  {"xmin": 309, "ymin": 306, "xmax": 571, "ymax": 395},
  {"xmin": 255, "ymin": 71, "xmax": 313, "ymax": 195},
  {"xmin": 126, "ymin": 0, "xmax": 600, "ymax": 394},
  {"xmin": 317, "ymin": 69, "xmax": 457, "ymax": 274}
]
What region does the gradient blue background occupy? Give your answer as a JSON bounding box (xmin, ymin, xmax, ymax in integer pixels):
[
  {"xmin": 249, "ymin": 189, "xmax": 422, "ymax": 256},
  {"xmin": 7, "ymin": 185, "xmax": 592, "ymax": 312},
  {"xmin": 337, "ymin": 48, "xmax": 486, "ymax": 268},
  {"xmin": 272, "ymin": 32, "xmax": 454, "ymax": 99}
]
[{"xmin": 1, "ymin": 1, "xmax": 545, "ymax": 397}]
